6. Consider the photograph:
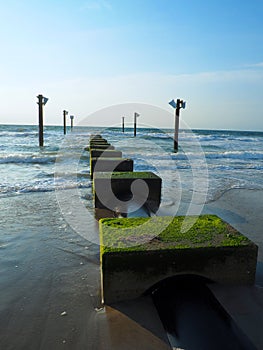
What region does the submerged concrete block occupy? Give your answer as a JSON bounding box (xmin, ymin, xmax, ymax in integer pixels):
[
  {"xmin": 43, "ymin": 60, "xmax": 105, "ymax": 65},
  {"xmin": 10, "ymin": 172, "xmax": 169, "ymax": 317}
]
[
  {"xmin": 85, "ymin": 142, "xmax": 112, "ymax": 151},
  {"xmin": 89, "ymin": 144, "xmax": 115, "ymax": 150},
  {"xmin": 90, "ymin": 135, "xmax": 107, "ymax": 143},
  {"xmin": 90, "ymin": 149, "xmax": 122, "ymax": 159},
  {"xmin": 90, "ymin": 134, "xmax": 102, "ymax": 140},
  {"xmin": 90, "ymin": 157, "xmax": 133, "ymax": 178},
  {"xmin": 93, "ymin": 171, "xmax": 162, "ymax": 214},
  {"xmin": 99, "ymin": 215, "xmax": 258, "ymax": 304},
  {"xmin": 89, "ymin": 138, "xmax": 108, "ymax": 145}
]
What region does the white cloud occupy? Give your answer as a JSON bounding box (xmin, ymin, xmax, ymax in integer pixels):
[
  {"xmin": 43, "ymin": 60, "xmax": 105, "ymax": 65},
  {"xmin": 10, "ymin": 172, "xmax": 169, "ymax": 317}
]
[
  {"xmin": 35, "ymin": 67, "xmax": 262, "ymax": 128},
  {"xmin": 1, "ymin": 67, "xmax": 263, "ymax": 130},
  {"xmin": 243, "ymin": 62, "xmax": 263, "ymax": 68}
]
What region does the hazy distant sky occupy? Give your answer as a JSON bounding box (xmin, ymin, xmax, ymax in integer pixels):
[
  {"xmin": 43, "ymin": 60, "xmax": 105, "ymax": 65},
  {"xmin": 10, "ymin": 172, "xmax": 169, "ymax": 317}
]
[{"xmin": 1, "ymin": 0, "xmax": 263, "ymax": 130}]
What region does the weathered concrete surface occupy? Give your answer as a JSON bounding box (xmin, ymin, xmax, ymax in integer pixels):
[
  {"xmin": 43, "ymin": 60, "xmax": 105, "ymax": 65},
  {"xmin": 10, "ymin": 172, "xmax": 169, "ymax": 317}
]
[
  {"xmin": 99, "ymin": 215, "xmax": 258, "ymax": 304},
  {"xmin": 95, "ymin": 208, "xmax": 120, "ymax": 221},
  {"xmin": 89, "ymin": 140, "xmax": 109, "ymax": 145},
  {"xmin": 90, "ymin": 158, "xmax": 133, "ymax": 178},
  {"xmin": 90, "ymin": 136, "xmax": 108, "ymax": 144},
  {"xmin": 89, "ymin": 143, "xmax": 115, "ymax": 150},
  {"xmin": 90, "ymin": 134, "xmax": 103, "ymax": 140},
  {"xmin": 90, "ymin": 150, "xmax": 122, "ymax": 159},
  {"xmin": 88, "ymin": 144, "xmax": 115, "ymax": 151},
  {"xmin": 94, "ymin": 172, "xmax": 162, "ymax": 214}
]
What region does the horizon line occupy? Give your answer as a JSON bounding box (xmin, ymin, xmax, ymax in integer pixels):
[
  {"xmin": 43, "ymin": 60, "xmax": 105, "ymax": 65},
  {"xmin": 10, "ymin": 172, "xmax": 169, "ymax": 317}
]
[{"xmin": 0, "ymin": 123, "xmax": 262, "ymax": 133}]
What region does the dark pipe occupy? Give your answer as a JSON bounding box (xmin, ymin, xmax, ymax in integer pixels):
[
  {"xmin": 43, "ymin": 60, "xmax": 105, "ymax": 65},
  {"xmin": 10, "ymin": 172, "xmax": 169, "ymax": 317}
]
[{"xmin": 151, "ymin": 275, "xmax": 256, "ymax": 350}]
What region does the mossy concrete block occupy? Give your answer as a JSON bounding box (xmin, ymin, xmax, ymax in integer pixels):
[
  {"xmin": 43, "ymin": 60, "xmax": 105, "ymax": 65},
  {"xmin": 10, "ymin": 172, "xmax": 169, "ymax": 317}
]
[
  {"xmin": 90, "ymin": 135, "xmax": 103, "ymax": 141},
  {"xmin": 95, "ymin": 208, "xmax": 120, "ymax": 221},
  {"xmin": 89, "ymin": 142, "xmax": 110, "ymax": 149},
  {"xmin": 90, "ymin": 134, "xmax": 102, "ymax": 138},
  {"xmin": 90, "ymin": 157, "xmax": 133, "ymax": 178},
  {"xmin": 90, "ymin": 149, "xmax": 122, "ymax": 159},
  {"xmin": 99, "ymin": 215, "xmax": 258, "ymax": 304},
  {"xmin": 89, "ymin": 144, "xmax": 115, "ymax": 150},
  {"xmin": 85, "ymin": 143, "xmax": 112, "ymax": 151},
  {"xmin": 90, "ymin": 139, "xmax": 109, "ymax": 145},
  {"xmin": 94, "ymin": 171, "xmax": 162, "ymax": 213}
]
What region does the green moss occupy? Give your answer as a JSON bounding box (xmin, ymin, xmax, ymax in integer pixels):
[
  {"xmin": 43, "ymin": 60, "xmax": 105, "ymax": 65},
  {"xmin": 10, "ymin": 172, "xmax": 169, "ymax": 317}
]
[
  {"xmin": 90, "ymin": 158, "xmax": 133, "ymax": 178},
  {"xmin": 94, "ymin": 171, "xmax": 159, "ymax": 179},
  {"xmin": 100, "ymin": 215, "xmax": 250, "ymax": 255},
  {"xmin": 89, "ymin": 142, "xmax": 110, "ymax": 147},
  {"xmin": 89, "ymin": 143, "xmax": 110, "ymax": 147},
  {"xmin": 92, "ymin": 157, "xmax": 131, "ymax": 162},
  {"xmin": 90, "ymin": 150, "xmax": 121, "ymax": 156}
]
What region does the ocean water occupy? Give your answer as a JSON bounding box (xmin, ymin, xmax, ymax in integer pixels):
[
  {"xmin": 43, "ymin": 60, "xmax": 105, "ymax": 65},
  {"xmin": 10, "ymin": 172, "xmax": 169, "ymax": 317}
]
[
  {"xmin": 1, "ymin": 123, "xmax": 263, "ymax": 246},
  {"xmin": 1, "ymin": 124, "xmax": 263, "ymax": 349},
  {"xmin": 1, "ymin": 124, "xmax": 263, "ymax": 210}
]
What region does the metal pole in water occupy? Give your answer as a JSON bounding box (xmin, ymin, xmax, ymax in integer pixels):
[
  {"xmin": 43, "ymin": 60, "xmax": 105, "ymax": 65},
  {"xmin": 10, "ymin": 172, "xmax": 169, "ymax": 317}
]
[
  {"xmin": 122, "ymin": 117, "xmax": 125, "ymax": 133},
  {"xmin": 38, "ymin": 95, "xmax": 44, "ymax": 147},
  {"xmin": 70, "ymin": 115, "xmax": 74, "ymax": 131},
  {"xmin": 174, "ymin": 99, "xmax": 180, "ymax": 152},
  {"xmin": 134, "ymin": 112, "xmax": 139, "ymax": 137},
  {"xmin": 63, "ymin": 110, "xmax": 68, "ymax": 135},
  {"xmin": 169, "ymin": 98, "xmax": 186, "ymax": 152},
  {"xmin": 37, "ymin": 94, "xmax": 48, "ymax": 147}
]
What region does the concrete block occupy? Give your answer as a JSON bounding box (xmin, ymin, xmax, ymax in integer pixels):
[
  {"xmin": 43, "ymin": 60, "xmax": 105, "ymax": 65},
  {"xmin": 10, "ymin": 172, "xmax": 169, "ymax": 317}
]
[
  {"xmin": 90, "ymin": 157, "xmax": 133, "ymax": 178},
  {"xmin": 89, "ymin": 144, "xmax": 115, "ymax": 150},
  {"xmin": 99, "ymin": 215, "xmax": 258, "ymax": 304},
  {"xmin": 90, "ymin": 139, "xmax": 106, "ymax": 145},
  {"xmin": 93, "ymin": 171, "xmax": 162, "ymax": 214},
  {"xmin": 90, "ymin": 149, "xmax": 122, "ymax": 159}
]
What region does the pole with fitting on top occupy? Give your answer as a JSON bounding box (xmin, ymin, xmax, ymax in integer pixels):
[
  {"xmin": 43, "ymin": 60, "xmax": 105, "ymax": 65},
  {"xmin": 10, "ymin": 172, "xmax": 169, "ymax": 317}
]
[
  {"xmin": 37, "ymin": 94, "xmax": 48, "ymax": 147},
  {"xmin": 168, "ymin": 98, "xmax": 186, "ymax": 152}
]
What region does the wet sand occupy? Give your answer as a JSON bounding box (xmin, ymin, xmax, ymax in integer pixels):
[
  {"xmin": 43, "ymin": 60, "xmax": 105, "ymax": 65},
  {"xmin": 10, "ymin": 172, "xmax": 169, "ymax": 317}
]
[
  {"xmin": 0, "ymin": 192, "xmax": 170, "ymax": 350},
  {"xmin": 0, "ymin": 189, "xmax": 263, "ymax": 349},
  {"xmin": 205, "ymin": 189, "xmax": 263, "ymax": 350}
]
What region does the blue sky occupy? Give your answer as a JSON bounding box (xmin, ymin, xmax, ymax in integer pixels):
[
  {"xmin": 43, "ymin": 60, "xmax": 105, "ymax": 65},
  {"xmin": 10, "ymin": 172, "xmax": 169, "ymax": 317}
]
[{"xmin": 1, "ymin": 0, "xmax": 263, "ymax": 130}]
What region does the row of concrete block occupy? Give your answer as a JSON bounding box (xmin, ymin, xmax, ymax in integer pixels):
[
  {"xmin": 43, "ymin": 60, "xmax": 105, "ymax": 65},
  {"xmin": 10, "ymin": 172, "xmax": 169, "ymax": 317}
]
[
  {"xmin": 88, "ymin": 134, "xmax": 258, "ymax": 305},
  {"xmin": 89, "ymin": 134, "xmax": 162, "ymax": 220}
]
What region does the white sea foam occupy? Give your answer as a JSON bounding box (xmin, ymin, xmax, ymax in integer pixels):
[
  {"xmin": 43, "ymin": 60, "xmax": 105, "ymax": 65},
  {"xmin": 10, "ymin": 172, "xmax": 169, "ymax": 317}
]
[{"xmin": 0, "ymin": 125, "xmax": 262, "ymax": 204}]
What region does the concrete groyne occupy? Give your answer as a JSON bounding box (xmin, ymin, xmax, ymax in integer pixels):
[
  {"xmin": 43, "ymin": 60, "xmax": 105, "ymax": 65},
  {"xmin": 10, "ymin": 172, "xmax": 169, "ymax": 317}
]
[
  {"xmin": 87, "ymin": 134, "xmax": 258, "ymax": 306},
  {"xmin": 99, "ymin": 215, "xmax": 258, "ymax": 304}
]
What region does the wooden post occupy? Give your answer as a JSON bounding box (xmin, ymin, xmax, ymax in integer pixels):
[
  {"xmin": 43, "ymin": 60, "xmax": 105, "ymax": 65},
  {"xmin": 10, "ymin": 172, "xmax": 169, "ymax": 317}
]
[
  {"xmin": 169, "ymin": 98, "xmax": 185, "ymax": 152},
  {"xmin": 122, "ymin": 117, "xmax": 125, "ymax": 133},
  {"xmin": 70, "ymin": 115, "xmax": 74, "ymax": 131},
  {"xmin": 174, "ymin": 98, "xmax": 180, "ymax": 152},
  {"xmin": 134, "ymin": 112, "xmax": 139, "ymax": 137},
  {"xmin": 63, "ymin": 110, "xmax": 68, "ymax": 135},
  {"xmin": 37, "ymin": 95, "xmax": 44, "ymax": 147}
]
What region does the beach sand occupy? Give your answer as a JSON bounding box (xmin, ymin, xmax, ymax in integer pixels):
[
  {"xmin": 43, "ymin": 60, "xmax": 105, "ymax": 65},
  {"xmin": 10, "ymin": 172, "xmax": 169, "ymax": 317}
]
[
  {"xmin": 205, "ymin": 189, "xmax": 263, "ymax": 349},
  {"xmin": 0, "ymin": 188, "xmax": 262, "ymax": 349}
]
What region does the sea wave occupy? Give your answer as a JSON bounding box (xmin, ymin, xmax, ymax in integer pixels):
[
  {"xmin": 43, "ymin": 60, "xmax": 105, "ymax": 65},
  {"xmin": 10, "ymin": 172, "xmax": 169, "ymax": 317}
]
[
  {"xmin": 0, "ymin": 154, "xmax": 56, "ymax": 164},
  {"xmin": 0, "ymin": 181, "xmax": 91, "ymax": 197},
  {"xmin": 205, "ymin": 150, "xmax": 263, "ymax": 160},
  {"xmin": 0, "ymin": 131, "xmax": 39, "ymax": 138}
]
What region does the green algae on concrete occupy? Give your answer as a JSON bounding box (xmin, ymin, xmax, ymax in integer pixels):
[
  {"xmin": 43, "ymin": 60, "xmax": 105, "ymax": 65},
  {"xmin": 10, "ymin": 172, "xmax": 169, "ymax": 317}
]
[
  {"xmin": 90, "ymin": 149, "xmax": 122, "ymax": 158},
  {"xmin": 90, "ymin": 158, "xmax": 133, "ymax": 178},
  {"xmin": 89, "ymin": 140, "xmax": 109, "ymax": 146},
  {"xmin": 88, "ymin": 144, "xmax": 115, "ymax": 151},
  {"xmin": 99, "ymin": 215, "xmax": 258, "ymax": 304},
  {"xmin": 100, "ymin": 215, "xmax": 251, "ymax": 253},
  {"xmin": 90, "ymin": 134, "xmax": 102, "ymax": 139},
  {"xmin": 96, "ymin": 171, "xmax": 159, "ymax": 179}
]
